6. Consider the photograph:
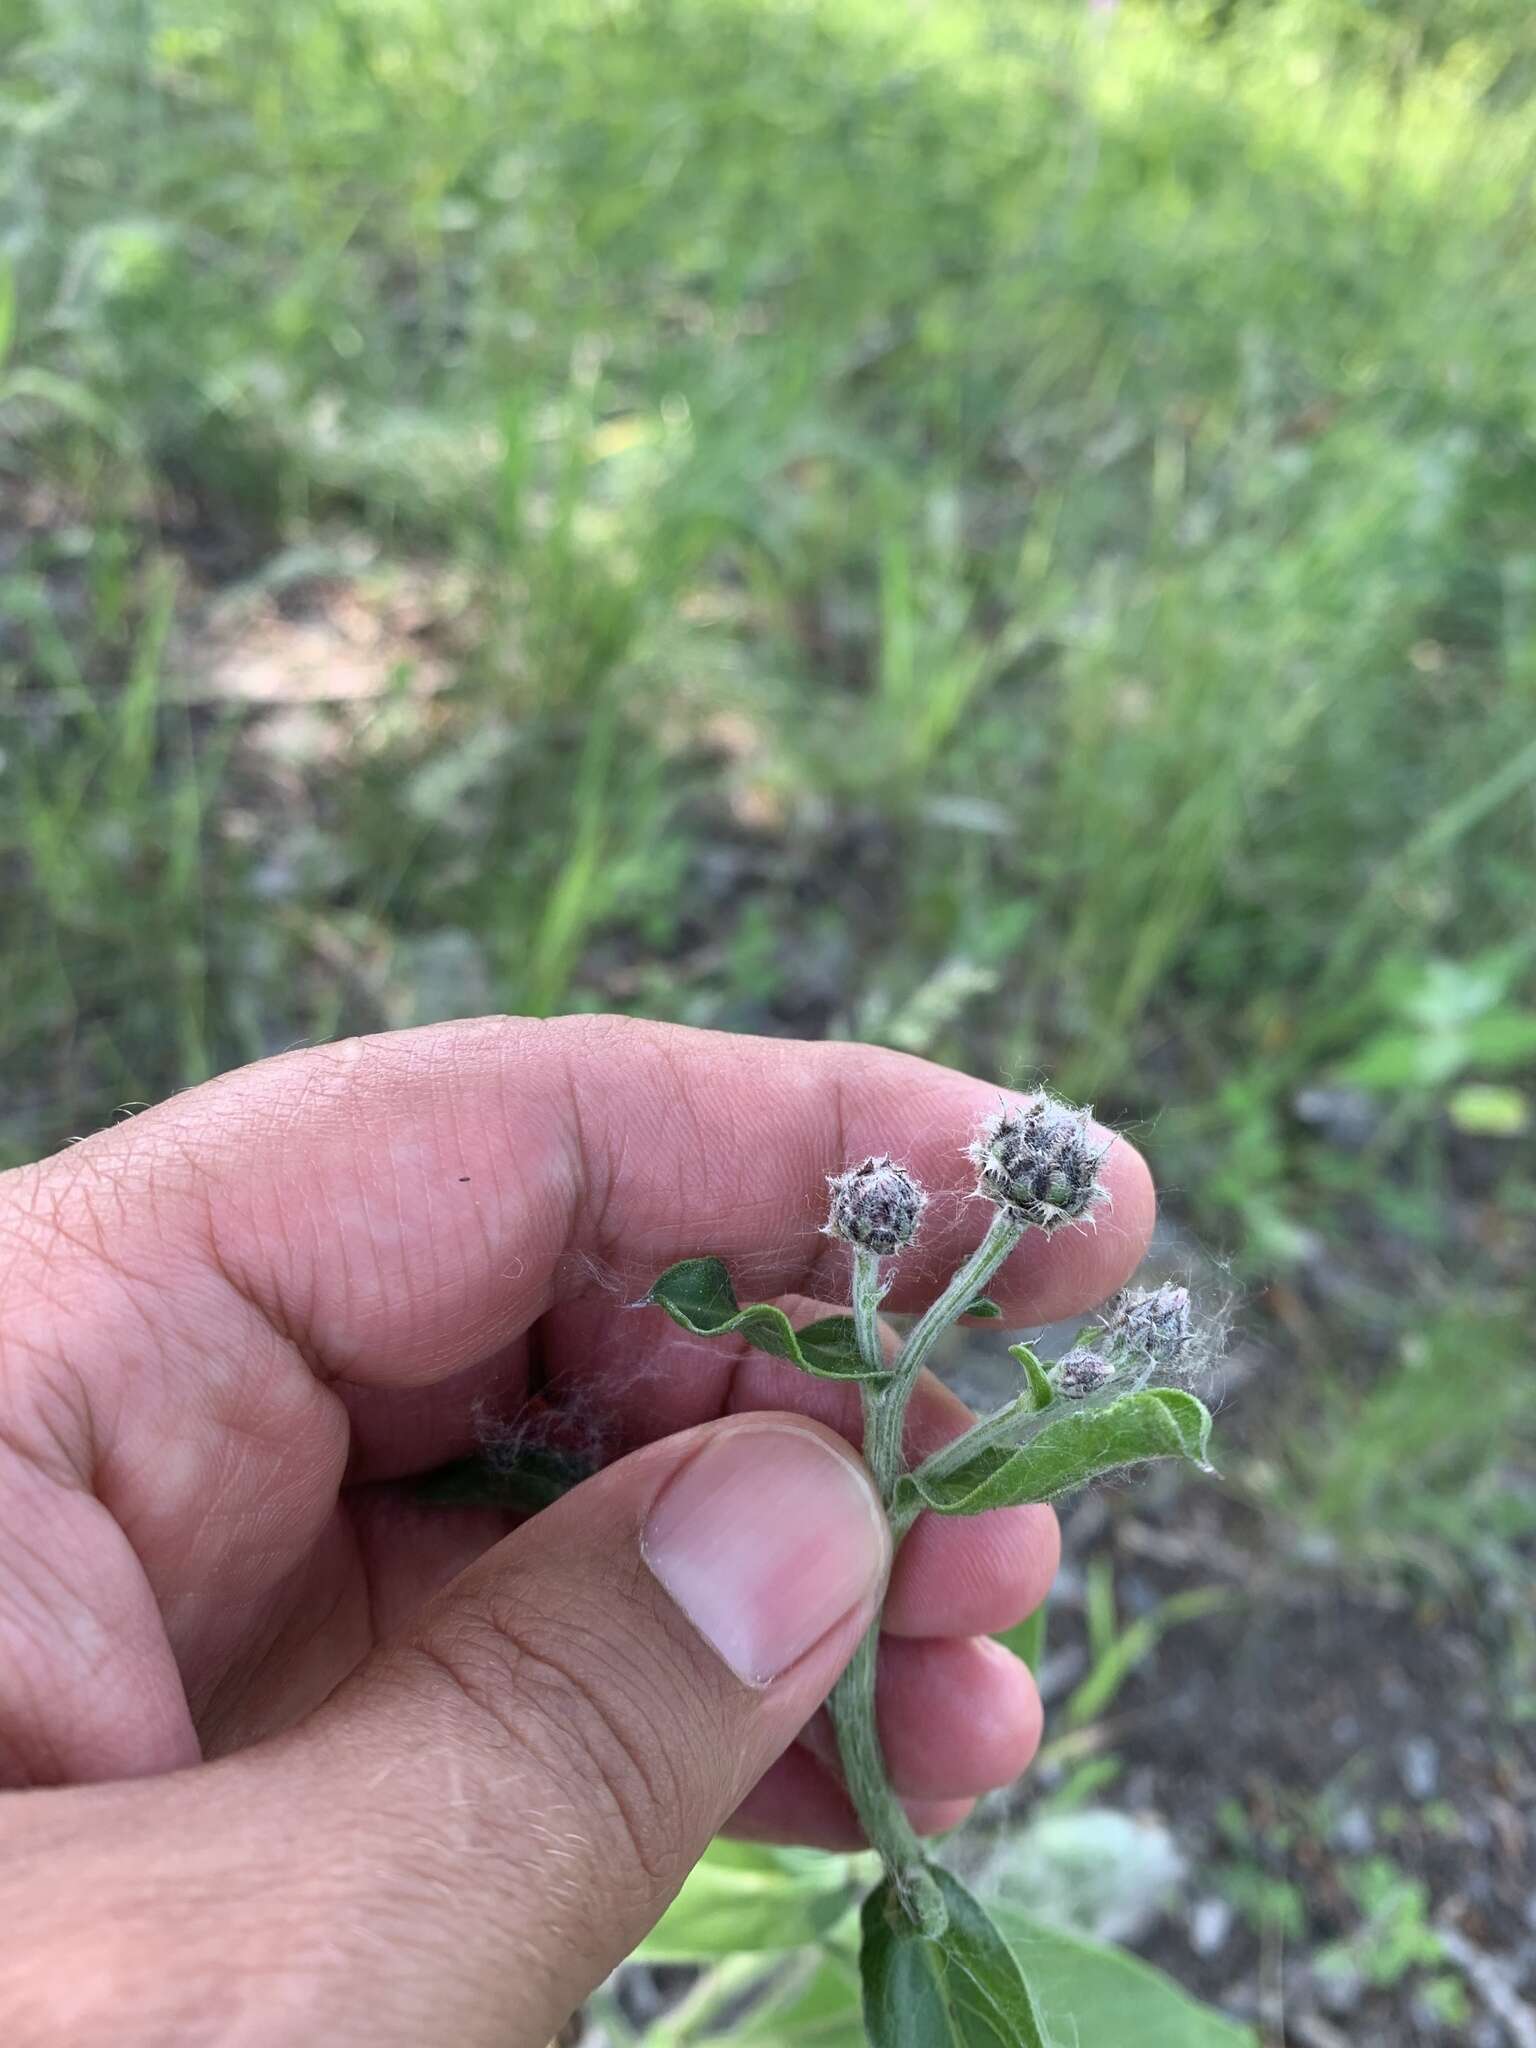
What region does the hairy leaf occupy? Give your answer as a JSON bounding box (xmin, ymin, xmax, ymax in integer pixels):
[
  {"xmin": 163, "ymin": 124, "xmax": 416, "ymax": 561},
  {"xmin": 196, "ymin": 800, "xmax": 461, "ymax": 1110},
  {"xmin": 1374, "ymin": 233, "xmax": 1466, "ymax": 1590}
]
[
  {"xmin": 860, "ymin": 1865, "xmax": 1051, "ymax": 2047},
  {"xmin": 898, "ymin": 1391, "xmax": 1213, "ymax": 1516},
  {"xmin": 642, "ymin": 1257, "xmax": 883, "ymax": 1380},
  {"xmin": 965, "ymin": 1296, "xmax": 1004, "ymax": 1318},
  {"xmin": 990, "ymin": 1910, "xmax": 1257, "ymax": 2046}
]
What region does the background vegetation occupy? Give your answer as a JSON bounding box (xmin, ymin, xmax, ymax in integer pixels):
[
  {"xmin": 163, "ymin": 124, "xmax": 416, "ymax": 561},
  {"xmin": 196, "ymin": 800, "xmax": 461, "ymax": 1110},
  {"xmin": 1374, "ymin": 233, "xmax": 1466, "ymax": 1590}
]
[{"xmin": 3, "ymin": 0, "xmax": 1533, "ymax": 2040}]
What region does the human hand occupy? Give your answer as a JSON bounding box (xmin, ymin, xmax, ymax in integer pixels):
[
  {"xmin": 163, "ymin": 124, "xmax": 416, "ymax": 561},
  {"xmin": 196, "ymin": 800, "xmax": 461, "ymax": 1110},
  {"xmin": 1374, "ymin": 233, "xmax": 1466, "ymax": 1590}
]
[{"xmin": 0, "ymin": 1017, "xmax": 1153, "ymax": 2044}]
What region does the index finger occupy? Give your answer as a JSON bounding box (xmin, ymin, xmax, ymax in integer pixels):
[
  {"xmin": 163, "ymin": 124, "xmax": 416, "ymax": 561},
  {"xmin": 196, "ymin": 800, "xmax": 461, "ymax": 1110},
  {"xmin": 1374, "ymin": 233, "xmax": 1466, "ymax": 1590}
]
[{"xmin": 54, "ymin": 1015, "xmax": 1155, "ymax": 1387}]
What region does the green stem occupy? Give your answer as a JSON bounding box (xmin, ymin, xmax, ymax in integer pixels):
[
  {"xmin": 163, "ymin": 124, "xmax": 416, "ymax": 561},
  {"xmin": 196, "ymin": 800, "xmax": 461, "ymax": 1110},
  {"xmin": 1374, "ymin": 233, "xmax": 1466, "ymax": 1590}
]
[
  {"xmin": 850, "ymin": 1245, "xmax": 890, "ymax": 1487},
  {"xmin": 851, "ymin": 1244, "xmax": 887, "ymax": 1380},
  {"xmin": 832, "ymin": 1249, "xmax": 941, "ymax": 1927},
  {"xmin": 648, "ymin": 1951, "xmax": 777, "ymax": 2047},
  {"xmin": 831, "ymin": 1245, "xmax": 950, "ymax": 1933},
  {"xmin": 895, "ymin": 1207, "xmax": 1028, "ymax": 1403},
  {"xmin": 911, "ymin": 1384, "xmax": 1042, "ymax": 1488},
  {"xmin": 1012, "ymin": 1600, "xmax": 1048, "ymax": 1678},
  {"xmin": 827, "ymin": 1216, "xmax": 1028, "ymax": 1935},
  {"xmin": 862, "ymin": 1206, "xmax": 1024, "ymax": 1504},
  {"xmin": 828, "ymin": 1629, "xmax": 942, "ymax": 1931}
]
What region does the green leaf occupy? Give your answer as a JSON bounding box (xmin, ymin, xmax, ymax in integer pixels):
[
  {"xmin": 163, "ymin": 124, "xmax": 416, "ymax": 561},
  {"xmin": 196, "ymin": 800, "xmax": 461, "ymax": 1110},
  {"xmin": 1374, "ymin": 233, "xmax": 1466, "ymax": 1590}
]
[
  {"xmin": 999, "ymin": 1603, "xmax": 1048, "ymax": 1675},
  {"xmin": 642, "ymin": 1257, "xmax": 883, "ymax": 1380},
  {"xmin": 965, "ymin": 1296, "xmax": 1004, "ymax": 1318},
  {"xmin": 1009, "ymin": 1343, "xmax": 1056, "ymax": 1412},
  {"xmin": 1063, "ymin": 1587, "xmax": 1233, "ymax": 1730},
  {"xmin": 0, "ymin": 258, "xmax": 14, "ymax": 372},
  {"xmin": 1463, "ymin": 1008, "xmax": 1536, "ymax": 1069},
  {"xmin": 990, "ymin": 1910, "xmax": 1257, "ymax": 2047},
  {"xmin": 0, "ymin": 365, "xmax": 124, "ymax": 442},
  {"xmin": 638, "ymin": 1842, "xmax": 866, "ymax": 1960},
  {"xmin": 733, "ymin": 1951, "xmax": 868, "ymax": 2045},
  {"xmin": 860, "ymin": 1866, "xmax": 1051, "ymax": 2047},
  {"xmin": 412, "ymin": 1446, "xmax": 589, "ymax": 1512},
  {"xmin": 898, "ymin": 1391, "xmax": 1214, "ymax": 1516},
  {"xmin": 1448, "ymin": 1082, "xmax": 1529, "ymax": 1136}
]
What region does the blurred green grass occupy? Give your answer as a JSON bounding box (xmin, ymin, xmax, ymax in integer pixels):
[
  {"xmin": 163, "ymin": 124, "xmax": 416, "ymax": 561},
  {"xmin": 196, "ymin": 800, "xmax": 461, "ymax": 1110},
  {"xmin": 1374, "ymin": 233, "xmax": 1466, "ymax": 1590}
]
[{"xmin": 2, "ymin": 0, "xmax": 1534, "ymax": 1564}]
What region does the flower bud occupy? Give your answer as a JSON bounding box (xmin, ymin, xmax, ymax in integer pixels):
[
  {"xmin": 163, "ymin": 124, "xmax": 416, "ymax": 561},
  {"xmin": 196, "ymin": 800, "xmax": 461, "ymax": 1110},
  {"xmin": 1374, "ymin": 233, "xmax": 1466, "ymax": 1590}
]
[
  {"xmin": 825, "ymin": 1155, "xmax": 927, "ymax": 1257},
  {"xmin": 1107, "ymin": 1283, "xmax": 1192, "ymax": 1365},
  {"xmin": 1054, "ymin": 1347, "xmax": 1117, "ymax": 1400},
  {"xmin": 969, "ymin": 1095, "xmax": 1108, "ymax": 1232}
]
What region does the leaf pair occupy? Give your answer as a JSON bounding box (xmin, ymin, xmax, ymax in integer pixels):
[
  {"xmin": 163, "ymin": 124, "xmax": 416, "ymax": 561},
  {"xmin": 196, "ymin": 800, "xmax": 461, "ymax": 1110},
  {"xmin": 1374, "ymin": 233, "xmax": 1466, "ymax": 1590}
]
[{"xmin": 643, "ymin": 1840, "xmax": 1256, "ymax": 2048}]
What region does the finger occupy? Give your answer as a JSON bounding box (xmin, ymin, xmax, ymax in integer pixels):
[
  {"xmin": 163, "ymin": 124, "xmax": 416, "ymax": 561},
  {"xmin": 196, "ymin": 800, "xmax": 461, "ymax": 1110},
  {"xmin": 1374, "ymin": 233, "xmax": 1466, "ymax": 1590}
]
[
  {"xmin": 36, "ymin": 1014, "xmax": 1154, "ymax": 1389},
  {"xmin": 341, "ymin": 1504, "xmax": 1045, "ymax": 1806},
  {"xmin": 0, "ymin": 1442, "xmax": 199, "ymax": 1789},
  {"xmin": 798, "ymin": 1634, "xmax": 1042, "ymax": 1801},
  {"xmin": 725, "ymin": 1741, "xmax": 975, "ymax": 1849}
]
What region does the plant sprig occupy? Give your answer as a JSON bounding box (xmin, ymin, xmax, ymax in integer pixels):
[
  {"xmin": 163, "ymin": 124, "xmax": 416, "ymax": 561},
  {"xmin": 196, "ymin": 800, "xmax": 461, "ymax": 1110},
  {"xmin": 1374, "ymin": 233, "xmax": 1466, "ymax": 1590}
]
[{"xmin": 642, "ymin": 1096, "xmax": 1219, "ymax": 2048}]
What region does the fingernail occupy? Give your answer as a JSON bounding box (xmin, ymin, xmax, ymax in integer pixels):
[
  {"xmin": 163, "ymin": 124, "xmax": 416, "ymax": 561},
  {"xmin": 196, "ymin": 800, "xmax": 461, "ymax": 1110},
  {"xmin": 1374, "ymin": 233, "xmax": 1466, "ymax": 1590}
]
[{"xmin": 642, "ymin": 1422, "xmax": 890, "ymax": 1686}]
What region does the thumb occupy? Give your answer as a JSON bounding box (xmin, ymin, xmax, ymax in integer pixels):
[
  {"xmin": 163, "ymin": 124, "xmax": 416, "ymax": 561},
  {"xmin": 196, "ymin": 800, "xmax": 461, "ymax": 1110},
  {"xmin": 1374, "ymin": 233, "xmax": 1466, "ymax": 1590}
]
[
  {"xmin": 0, "ymin": 1414, "xmax": 890, "ymax": 2048},
  {"xmin": 315, "ymin": 1412, "xmax": 890, "ymax": 2040}
]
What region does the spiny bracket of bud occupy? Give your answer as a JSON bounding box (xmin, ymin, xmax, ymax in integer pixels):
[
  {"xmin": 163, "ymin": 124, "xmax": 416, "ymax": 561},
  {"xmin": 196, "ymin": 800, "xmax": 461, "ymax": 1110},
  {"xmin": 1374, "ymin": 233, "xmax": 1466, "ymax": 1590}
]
[
  {"xmin": 969, "ymin": 1094, "xmax": 1110, "ymax": 1233},
  {"xmin": 1053, "ymin": 1347, "xmax": 1117, "ymax": 1400},
  {"xmin": 1105, "ymin": 1283, "xmax": 1193, "ymax": 1367},
  {"xmin": 825, "ymin": 1155, "xmax": 927, "ymax": 1257}
]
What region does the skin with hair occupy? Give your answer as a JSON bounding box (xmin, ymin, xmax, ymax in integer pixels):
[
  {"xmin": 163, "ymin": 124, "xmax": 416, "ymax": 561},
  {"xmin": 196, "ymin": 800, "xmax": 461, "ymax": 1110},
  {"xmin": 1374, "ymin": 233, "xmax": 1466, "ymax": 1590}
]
[{"xmin": 0, "ymin": 1015, "xmax": 1154, "ymax": 2046}]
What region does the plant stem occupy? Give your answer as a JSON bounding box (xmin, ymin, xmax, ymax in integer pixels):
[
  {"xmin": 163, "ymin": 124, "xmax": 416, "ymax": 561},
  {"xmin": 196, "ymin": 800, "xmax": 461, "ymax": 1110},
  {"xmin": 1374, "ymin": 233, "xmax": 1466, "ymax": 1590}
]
[
  {"xmin": 851, "ymin": 1244, "xmax": 887, "ymax": 1378},
  {"xmin": 647, "ymin": 1951, "xmax": 777, "ymax": 2047},
  {"xmin": 909, "ymin": 1385, "xmax": 1041, "ymax": 1487},
  {"xmin": 832, "ymin": 1247, "xmax": 942, "ymax": 1927},
  {"xmin": 827, "ymin": 1213, "xmax": 1028, "ymax": 1935},
  {"xmin": 863, "ymin": 1206, "xmax": 1026, "ymax": 1499},
  {"xmin": 850, "ymin": 1244, "xmax": 889, "ymax": 1482},
  {"xmin": 828, "ymin": 1628, "xmax": 942, "ymax": 1930}
]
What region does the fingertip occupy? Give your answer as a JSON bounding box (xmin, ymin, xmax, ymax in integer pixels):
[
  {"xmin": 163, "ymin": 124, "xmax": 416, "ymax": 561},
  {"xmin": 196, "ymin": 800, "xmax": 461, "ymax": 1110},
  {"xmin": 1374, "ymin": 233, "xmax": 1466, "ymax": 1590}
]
[
  {"xmin": 908, "ymin": 1795, "xmax": 975, "ymax": 1838},
  {"xmin": 884, "ymin": 1501, "xmax": 1059, "ymax": 1639},
  {"xmin": 870, "ymin": 1634, "xmax": 1044, "ymax": 1800}
]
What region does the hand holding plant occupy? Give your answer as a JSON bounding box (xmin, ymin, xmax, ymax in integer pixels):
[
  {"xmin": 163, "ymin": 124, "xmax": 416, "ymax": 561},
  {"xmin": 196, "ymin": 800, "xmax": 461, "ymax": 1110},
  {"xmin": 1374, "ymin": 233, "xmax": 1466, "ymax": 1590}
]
[
  {"xmin": 646, "ymin": 1092, "xmax": 1216, "ymax": 2046},
  {"xmin": 0, "ymin": 1017, "xmax": 1175, "ymax": 2048}
]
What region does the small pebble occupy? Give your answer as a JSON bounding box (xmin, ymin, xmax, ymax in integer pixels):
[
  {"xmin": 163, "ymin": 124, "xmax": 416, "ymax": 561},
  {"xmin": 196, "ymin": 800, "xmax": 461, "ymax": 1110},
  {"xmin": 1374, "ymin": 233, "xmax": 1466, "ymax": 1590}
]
[
  {"xmin": 1190, "ymin": 1896, "xmax": 1234, "ymax": 1957},
  {"xmin": 1331, "ymin": 1804, "xmax": 1375, "ymax": 1855},
  {"xmin": 1397, "ymin": 1735, "xmax": 1440, "ymax": 1801},
  {"xmin": 1313, "ymin": 1962, "xmax": 1364, "ymax": 2016}
]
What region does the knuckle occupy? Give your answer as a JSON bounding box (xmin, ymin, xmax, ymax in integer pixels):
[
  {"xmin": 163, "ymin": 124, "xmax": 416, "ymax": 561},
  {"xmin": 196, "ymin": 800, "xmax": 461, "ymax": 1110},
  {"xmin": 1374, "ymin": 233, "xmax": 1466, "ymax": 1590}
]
[{"xmin": 409, "ymin": 1584, "xmax": 700, "ymax": 1896}]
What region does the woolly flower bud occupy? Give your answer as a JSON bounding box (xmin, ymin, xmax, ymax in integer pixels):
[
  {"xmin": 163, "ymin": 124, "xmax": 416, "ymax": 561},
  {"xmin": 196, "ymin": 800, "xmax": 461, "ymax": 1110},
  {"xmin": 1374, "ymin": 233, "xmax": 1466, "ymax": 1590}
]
[
  {"xmin": 1107, "ymin": 1283, "xmax": 1192, "ymax": 1366},
  {"xmin": 1054, "ymin": 1347, "xmax": 1117, "ymax": 1400},
  {"xmin": 969, "ymin": 1095, "xmax": 1108, "ymax": 1232},
  {"xmin": 825, "ymin": 1155, "xmax": 927, "ymax": 1257}
]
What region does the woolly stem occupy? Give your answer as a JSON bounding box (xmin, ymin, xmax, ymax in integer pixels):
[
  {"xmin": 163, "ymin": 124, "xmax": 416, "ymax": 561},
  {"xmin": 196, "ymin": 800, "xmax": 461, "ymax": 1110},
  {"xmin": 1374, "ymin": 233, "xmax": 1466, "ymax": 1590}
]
[
  {"xmin": 831, "ymin": 1248, "xmax": 942, "ymax": 1929},
  {"xmin": 850, "ymin": 1245, "xmax": 889, "ymax": 1477},
  {"xmin": 909, "ymin": 1384, "xmax": 1043, "ymax": 1487},
  {"xmin": 827, "ymin": 1214, "xmax": 1027, "ymax": 1934},
  {"xmin": 859, "ymin": 1207, "xmax": 1028, "ymax": 1518}
]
